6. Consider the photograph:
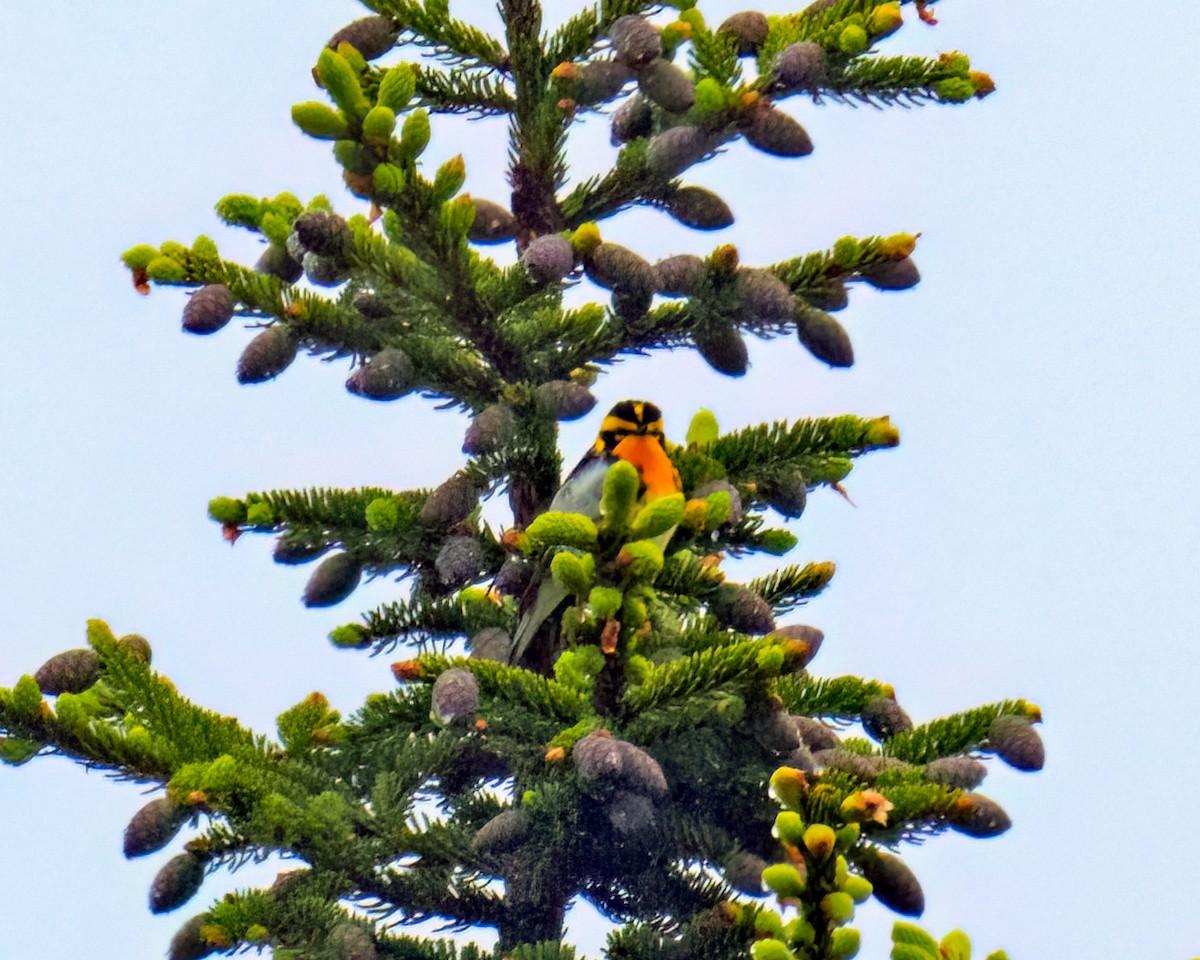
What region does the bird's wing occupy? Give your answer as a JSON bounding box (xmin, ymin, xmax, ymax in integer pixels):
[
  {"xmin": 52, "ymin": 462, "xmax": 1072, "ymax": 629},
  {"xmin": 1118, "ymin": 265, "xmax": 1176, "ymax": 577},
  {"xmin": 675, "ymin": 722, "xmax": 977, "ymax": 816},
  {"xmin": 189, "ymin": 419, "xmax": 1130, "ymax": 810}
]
[{"xmin": 509, "ymin": 454, "xmax": 612, "ymax": 666}]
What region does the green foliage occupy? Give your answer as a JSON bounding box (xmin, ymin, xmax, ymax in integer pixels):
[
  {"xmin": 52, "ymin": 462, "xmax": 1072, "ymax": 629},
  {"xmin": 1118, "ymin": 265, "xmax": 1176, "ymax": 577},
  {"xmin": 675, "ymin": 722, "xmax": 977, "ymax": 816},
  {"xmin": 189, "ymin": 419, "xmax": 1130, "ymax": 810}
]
[{"xmin": 0, "ymin": 3, "xmax": 1040, "ymax": 959}]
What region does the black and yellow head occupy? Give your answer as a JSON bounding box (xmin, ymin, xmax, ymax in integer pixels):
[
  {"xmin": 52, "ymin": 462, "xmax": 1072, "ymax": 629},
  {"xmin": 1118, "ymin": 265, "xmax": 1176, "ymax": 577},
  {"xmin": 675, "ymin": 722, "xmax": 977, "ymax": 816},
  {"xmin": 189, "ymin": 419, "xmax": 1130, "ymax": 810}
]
[
  {"xmin": 592, "ymin": 400, "xmax": 679, "ymax": 499},
  {"xmin": 593, "ymin": 400, "xmax": 667, "ymax": 455}
]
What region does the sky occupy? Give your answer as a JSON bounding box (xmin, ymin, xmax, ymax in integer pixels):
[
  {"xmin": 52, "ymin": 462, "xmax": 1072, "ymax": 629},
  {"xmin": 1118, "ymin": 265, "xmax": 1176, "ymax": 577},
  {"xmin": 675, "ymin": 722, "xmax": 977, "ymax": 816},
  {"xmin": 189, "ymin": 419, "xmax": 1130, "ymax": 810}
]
[{"xmin": 1, "ymin": 1, "xmax": 1197, "ymax": 958}]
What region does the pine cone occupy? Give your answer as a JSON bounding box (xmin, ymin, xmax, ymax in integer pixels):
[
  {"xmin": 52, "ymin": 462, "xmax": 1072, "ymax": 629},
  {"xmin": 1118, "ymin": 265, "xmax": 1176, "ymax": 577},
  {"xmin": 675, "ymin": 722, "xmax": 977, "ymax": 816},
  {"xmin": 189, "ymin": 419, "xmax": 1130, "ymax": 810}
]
[
  {"xmin": 610, "ymin": 15, "xmax": 662, "ymax": 69},
  {"xmin": 718, "ymin": 12, "xmax": 770, "ymax": 56},
  {"xmin": 472, "ymin": 808, "xmax": 531, "ymax": 853},
  {"xmin": 419, "ymin": 474, "xmax": 479, "ymax": 527},
  {"xmin": 654, "ymin": 254, "xmax": 707, "ymax": 297},
  {"xmin": 435, "ymin": 536, "xmax": 484, "ymax": 586},
  {"xmin": 987, "ymin": 715, "xmax": 1045, "ymax": 771},
  {"xmin": 814, "ymin": 747, "xmax": 886, "ymax": 782},
  {"xmin": 710, "ymin": 585, "xmax": 775, "ymax": 633},
  {"xmin": 694, "ymin": 320, "xmax": 749, "ymax": 377},
  {"xmin": 536, "ymin": 380, "xmax": 597, "ymax": 421},
  {"xmin": 771, "ymin": 624, "xmax": 823, "ymax": 667},
  {"xmin": 860, "ymin": 256, "xmax": 920, "ymax": 290},
  {"xmin": 585, "ymin": 242, "xmax": 655, "ymax": 294},
  {"xmin": 182, "ymin": 284, "xmax": 235, "ymax": 335},
  {"xmin": 292, "ymin": 210, "xmax": 353, "ymax": 258},
  {"xmin": 792, "ymin": 715, "xmax": 839, "ymax": 751},
  {"xmin": 168, "ymin": 915, "xmax": 217, "ymax": 960},
  {"xmin": 521, "ymin": 234, "xmax": 576, "ymax": 284},
  {"xmin": 272, "ymin": 538, "xmax": 330, "ymax": 565},
  {"xmin": 947, "ymin": 793, "xmax": 1012, "ymax": 838},
  {"xmin": 302, "ymin": 552, "xmax": 362, "ymax": 607},
  {"xmin": 236, "ymin": 325, "xmax": 298, "ymax": 384},
  {"xmin": 735, "ymin": 269, "xmax": 793, "ymax": 323},
  {"xmin": 469, "ymin": 627, "xmax": 511, "ymax": 662},
  {"xmin": 346, "ymin": 348, "xmax": 416, "ymax": 401},
  {"xmin": 924, "ymin": 755, "xmax": 988, "ymax": 790},
  {"xmin": 724, "ymin": 851, "xmax": 769, "ymax": 894},
  {"xmin": 117, "ymin": 633, "xmax": 153, "ymax": 663},
  {"xmin": 431, "ymin": 667, "xmax": 479, "ymax": 725},
  {"xmin": 786, "ymin": 740, "xmax": 816, "ymax": 774},
  {"xmin": 328, "ymin": 15, "xmax": 400, "ymax": 60},
  {"xmin": 467, "ymin": 198, "xmax": 516, "ymax": 244},
  {"xmin": 858, "ymin": 850, "xmax": 925, "ymax": 916},
  {"xmin": 573, "ymin": 730, "xmax": 626, "ymax": 785},
  {"xmin": 646, "ymin": 125, "xmax": 715, "ymax": 178},
  {"xmin": 571, "ymin": 60, "xmax": 635, "ymax": 105},
  {"xmin": 664, "ymin": 186, "xmax": 733, "ymax": 230},
  {"xmin": 861, "ymin": 695, "xmax": 913, "ymax": 741},
  {"xmin": 795, "ymin": 304, "xmax": 853, "ymax": 367},
  {"xmin": 638, "ymin": 59, "xmax": 695, "ymax": 114},
  {"xmin": 800, "ymin": 278, "xmax": 849, "ymax": 312},
  {"xmin": 329, "ymin": 922, "xmax": 378, "ymax": 960},
  {"xmin": 608, "ymin": 790, "xmax": 657, "ymax": 837},
  {"xmin": 463, "ymin": 403, "xmax": 515, "ymax": 454},
  {"xmin": 770, "ymin": 42, "xmax": 826, "ymax": 93},
  {"xmin": 610, "ymin": 93, "xmax": 653, "ymax": 144},
  {"xmin": 742, "ymin": 106, "xmax": 814, "ymax": 157},
  {"xmin": 493, "ymin": 557, "xmax": 534, "ymax": 597},
  {"xmin": 752, "ymin": 706, "xmax": 802, "ymax": 754},
  {"xmin": 34, "ymin": 648, "xmax": 100, "ymax": 695},
  {"xmin": 302, "ymin": 251, "xmax": 351, "ymax": 287},
  {"xmin": 253, "ymin": 244, "xmax": 303, "ymax": 283},
  {"xmin": 124, "ymin": 797, "xmax": 187, "ymax": 858},
  {"xmin": 149, "ymin": 853, "xmax": 205, "ymax": 913}
]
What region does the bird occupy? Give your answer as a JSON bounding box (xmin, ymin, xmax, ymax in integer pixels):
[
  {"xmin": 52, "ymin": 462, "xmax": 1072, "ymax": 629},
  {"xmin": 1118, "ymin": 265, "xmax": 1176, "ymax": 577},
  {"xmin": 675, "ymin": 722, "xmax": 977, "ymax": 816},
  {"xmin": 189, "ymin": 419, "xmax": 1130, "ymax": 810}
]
[{"xmin": 508, "ymin": 399, "xmax": 682, "ymax": 668}]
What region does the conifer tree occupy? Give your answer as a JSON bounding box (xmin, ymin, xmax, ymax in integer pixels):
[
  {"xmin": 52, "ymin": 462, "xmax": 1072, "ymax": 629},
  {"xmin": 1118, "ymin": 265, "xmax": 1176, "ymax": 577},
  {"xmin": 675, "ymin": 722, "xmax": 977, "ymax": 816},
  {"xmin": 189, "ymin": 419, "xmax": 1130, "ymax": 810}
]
[{"xmin": 0, "ymin": 3, "xmax": 1041, "ymax": 960}]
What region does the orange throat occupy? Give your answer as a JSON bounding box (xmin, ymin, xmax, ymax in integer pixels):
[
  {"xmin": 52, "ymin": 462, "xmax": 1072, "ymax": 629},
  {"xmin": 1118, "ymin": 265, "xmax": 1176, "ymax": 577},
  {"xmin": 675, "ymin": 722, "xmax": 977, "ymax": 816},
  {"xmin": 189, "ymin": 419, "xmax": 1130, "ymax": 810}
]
[{"xmin": 612, "ymin": 435, "xmax": 681, "ymax": 499}]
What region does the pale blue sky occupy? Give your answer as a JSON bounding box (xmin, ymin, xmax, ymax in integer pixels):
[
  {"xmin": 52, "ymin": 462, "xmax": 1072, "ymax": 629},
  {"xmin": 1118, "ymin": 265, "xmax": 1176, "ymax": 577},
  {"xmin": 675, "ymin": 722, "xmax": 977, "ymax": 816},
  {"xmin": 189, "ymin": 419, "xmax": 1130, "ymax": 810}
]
[{"xmin": 1, "ymin": 1, "xmax": 1197, "ymax": 958}]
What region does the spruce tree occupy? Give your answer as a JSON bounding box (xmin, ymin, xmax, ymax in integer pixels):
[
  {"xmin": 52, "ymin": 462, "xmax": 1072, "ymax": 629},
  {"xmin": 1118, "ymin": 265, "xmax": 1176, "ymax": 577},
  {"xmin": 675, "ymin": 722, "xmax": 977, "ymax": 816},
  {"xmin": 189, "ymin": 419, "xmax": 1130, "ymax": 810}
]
[{"xmin": 0, "ymin": 3, "xmax": 1041, "ymax": 959}]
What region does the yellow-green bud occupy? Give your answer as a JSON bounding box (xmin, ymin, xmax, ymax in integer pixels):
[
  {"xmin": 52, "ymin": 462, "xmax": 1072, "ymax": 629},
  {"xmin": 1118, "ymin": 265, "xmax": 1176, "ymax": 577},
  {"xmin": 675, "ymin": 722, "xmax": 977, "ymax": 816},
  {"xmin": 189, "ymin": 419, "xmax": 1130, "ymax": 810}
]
[
  {"xmin": 629, "ymin": 493, "xmax": 685, "ymax": 540},
  {"xmin": 601, "ymin": 460, "xmax": 640, "ymax": 532},
  {"xmin": 837, "ymin": 24, "xmax": 869, "ymax": 55},
  {"xmin": 145, "ymin": 256, "xmax": 186, "ymax": 283},
  {"xmin": 822, "ymin": 891, "xmax": 855, "ymax": 924},
  {"xmin": 12, "ymin": 674, "xmax": 44, "ymax": 719},
  {"xmin": 291, "ymin": 101, "xmax": 349, "ymax": 139},
  {"xmin": 121, "ymin": 244, "xmax": 160, "ymax": 270},
  {"xmin": 693, "ymin": 77, "xmax": 728, "ymax": 113},
  {"xmin": 372, "ymin": 162, "xmax": 406, "ymax": 202},
  {"xmin": 588, "ymin": 586, "xmax": 624, "ymax": 619},
  {"xmin": 750, "ymin": 939, "xmax": 798, "ymax": 960},
  {"xmin": 704, "ymin": 490, "xmax": 732, "ymax": 528},
  {"xmin": 433, "ymin": 154, "xmax": 466, "ymax": 201},
  {"xmin": 829, "ymin": 927, "xmax": 861, "ymax": 958},
  {"xmin": 377, "ymin": 63, "xmax": 417, "ymax": 111},
  {"xmin": 842, "ymin": 874, "xmax": 872, "ymax": 903},
  {"xmin": 399, "ymin": 110, "xmax": 431, "ymax": 159},
  {"xmin": 803, "ymin": 823, "xmax": 837, "ymax": 861},
  {"xmin": 441, "ymin": 195, "xmax": 476, "ymax": 236},
  {"xmin": 638, "ymin": 59, "xmax": 696, "ymax": 114},
  {"xmin": 523, "ymin": 512, "xmax": 599, "ymax": 551},
  {"xmin": 362, "ymin": 105, "xmax": 397, "ymax": 147},
  {"xmin": 761, "ymin": 863, "xmax": 806, "ymax": 900},
  {"xmin": 316, "ymin": 48, "xmax": 369, "ymax": 118},
  {"xmin": 551, "ymin": 551, "xmax": 595, "ymax": 595},
  {"xmin": 621, "ymin": 595, "xmax": 648, "ymax": 628},
  {"xmin": 939, "ymin": 930, "xmax": 972, "ymax": 960},
  {"xmin": 892, "ymin": 921, "xmax": 940, "ymax": 955},
  {"xmin": 769, "ymin": 766, "xmax": 807, "ymax": 810},
  {"xmin": 772, "ymin": 810, "xmax": 805, "ymax": 845},
  {"xmin": 686, "ymin": 408, "xmax": 719, "ymax": 446},
  {"xmin": 835, "ymin": 822, "xmax": 860, "ymax": 849},
  {"xmin": 868, "ymin": 2, "xmax": 903, "ymax": 37},
  {"xmin": 619, "ymin": 540, "xmax": 665, "ymax": 580}
]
